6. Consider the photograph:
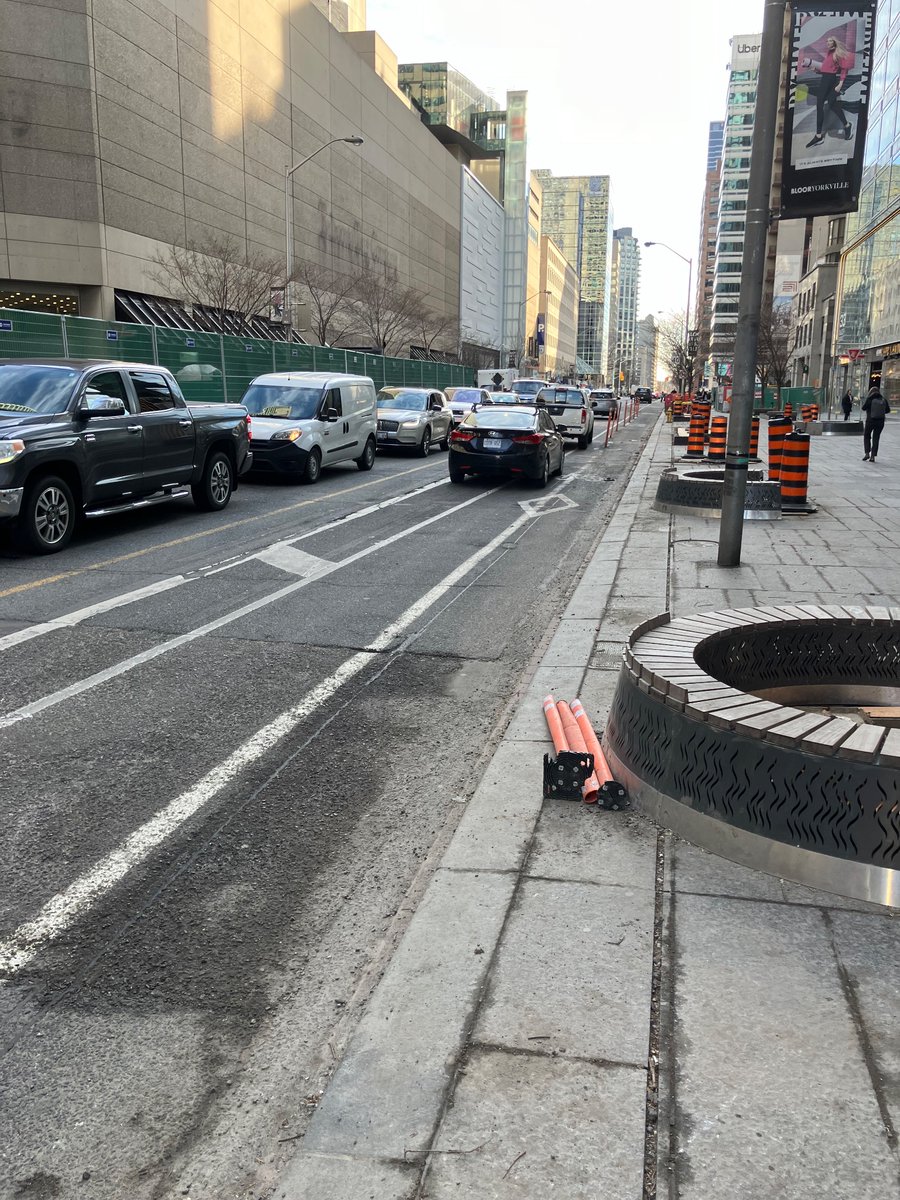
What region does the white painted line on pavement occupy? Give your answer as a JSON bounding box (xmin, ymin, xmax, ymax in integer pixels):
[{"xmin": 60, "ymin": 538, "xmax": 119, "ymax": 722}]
[
  {"xmin": 254, "ymin": 546, "xmax": 332, "ymax": 576},
  {"xmin": 0, "ymin": 503, "xmax": 534, "ymax": 977},
  {"xmin": 0, "ymin": 477, "xmax": 451, "ymax": 652},
  {"xmin": 0, "ymin": 482, "xmax": 506, "ymax": 731}
]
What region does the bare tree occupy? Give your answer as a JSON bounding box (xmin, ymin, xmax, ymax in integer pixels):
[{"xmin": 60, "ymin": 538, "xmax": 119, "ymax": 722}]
[
  {"xmin": 151, "ymin": 234, "xmax": 283, "ymax": 329},
  {"xmin": 295, "ymin": 260, "xmax": 359, "ymax": 347},
  {"xmin": 413, "ymin": 309, "xmax": 460, "ymax": 357},
  {"xmin": 351, "ymin": 259, "xmax": 423, "ymax": 356},
  {"xmin": 757, "ymin": 302, "xmax": 793, "ymax": 397},
  {"xmin": 657, "ymin": 313, "xmax": 695, "ymax": 393}
]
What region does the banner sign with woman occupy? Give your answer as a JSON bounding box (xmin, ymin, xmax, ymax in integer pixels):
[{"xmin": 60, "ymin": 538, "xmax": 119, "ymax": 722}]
[{"xmin": 781, "ymin": 2, "xmax": 877, "ymax": 219}]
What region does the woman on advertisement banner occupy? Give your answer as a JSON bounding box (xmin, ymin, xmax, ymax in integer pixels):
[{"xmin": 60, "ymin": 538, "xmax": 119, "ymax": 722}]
[{"xmin": 803, "ymin": 36, "xmax": 854, "ymax": 148}]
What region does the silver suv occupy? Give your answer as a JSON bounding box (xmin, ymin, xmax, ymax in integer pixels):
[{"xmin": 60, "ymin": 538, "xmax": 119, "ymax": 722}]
[{"xmin": 375, "ymin": 388, "xmax": 453, "ymax": 456}]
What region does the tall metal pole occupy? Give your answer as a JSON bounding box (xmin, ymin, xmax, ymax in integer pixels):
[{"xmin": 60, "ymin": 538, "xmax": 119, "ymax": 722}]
[
  {"xmin": 284, "ymin": 165, "xmax": 293, "ymax": 345},
  {"xmin": 717, "ymin": 0, "xmax": 786, "ymax": 567}
]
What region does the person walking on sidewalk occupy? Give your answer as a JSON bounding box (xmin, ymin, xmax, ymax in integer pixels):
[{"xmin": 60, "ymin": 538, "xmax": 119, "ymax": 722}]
[
  {"xmin": 841, "ymin": 390, "xmax": 853, "ymax": 420},
  {"xmin": 862, "ymin": 385, "xmax": 890, "ymax": 461}
]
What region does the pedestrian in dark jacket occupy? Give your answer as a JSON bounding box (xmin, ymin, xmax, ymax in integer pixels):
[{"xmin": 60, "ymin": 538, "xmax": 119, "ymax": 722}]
[
  {"xmin": 863, "ymin": 386, "xmax": 890, "ymax": 461},
  {"xmin": 841, "ymin": 390, "xmax": 853, "ymax": 420}
]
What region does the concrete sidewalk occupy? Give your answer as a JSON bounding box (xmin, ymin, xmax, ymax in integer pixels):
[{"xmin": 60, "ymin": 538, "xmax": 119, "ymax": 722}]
[{"xmin": 279, "ymin": 415, "xmax": 900, "ymax": 1199}]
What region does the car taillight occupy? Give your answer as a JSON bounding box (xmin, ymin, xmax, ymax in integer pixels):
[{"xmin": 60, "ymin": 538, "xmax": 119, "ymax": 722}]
[
  {"xmin": 512, "ymin": 433, "xmax": 543, "ymax": 444},
  {"xmin": 450, "ymin": 428, "xmax": 475, "ymax": 442},
  {"xmin": 246, "ymin": 415, "xmax": 252, "ymax": 439},
  {"xmin": 581, "ymin": 408, "xmax": 587, "ymax": 423}
]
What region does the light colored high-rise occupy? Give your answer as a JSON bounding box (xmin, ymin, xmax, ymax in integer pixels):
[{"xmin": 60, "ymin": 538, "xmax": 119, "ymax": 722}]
[
  {"xmin": 608, "ymin": 228, "xmax": 641, "ymax": 391},
  {"xmin": 533, "ymin": 171, "xmax": 613, "ymax": 380},
  {"xmin": 523, "ymin": 174, "xmax": 544, "ymax": 371},
  {"xmin": 312, "ymin": 0, "xmax": 366, "ymax": 32},
  {"xmin": 636, "ymin": 315, "xmax": 660, "ymax": 389},
  {"xmin": 539, "ymin": 236, "xmax": 579, "ymax": 378},
  {"xmin": 695, "ymin": 123, "xmax": 723, "ymax": 382}
]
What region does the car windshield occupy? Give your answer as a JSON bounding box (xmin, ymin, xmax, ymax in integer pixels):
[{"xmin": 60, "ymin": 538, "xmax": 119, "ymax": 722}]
[
  {"xmin": 241, "ymin": 384, "xmax": 322, "ymax": 420},
  {"xmin": 538, "ymin": 389, "xmax": 583, "ymax": 405},
  {"xmin": 0, "ymin": 364, "xmax": 80, "ymax": 414},
  {"xmin": 451, "ymin": 389, "xmax": 481, "ymax": 403},
  {"xmin": 467, "ymin": 409, "xmax": 536, "ymax": 430},
  {"xmin": 377, "ymin": 390, "xmax": 427, "ymax": 411},
  {"xmin": 512, "ymin": 380, "xmax": 543, "ymax": 397}
]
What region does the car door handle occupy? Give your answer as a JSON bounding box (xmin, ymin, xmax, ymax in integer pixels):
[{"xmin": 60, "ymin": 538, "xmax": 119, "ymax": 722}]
[
  {"xmin": 178, "ymin": 419, "xmax": 191, "ymax": 427},
  {"xmin": 127, "ymin": 425, "xmax": 141, "ymax": 433}
]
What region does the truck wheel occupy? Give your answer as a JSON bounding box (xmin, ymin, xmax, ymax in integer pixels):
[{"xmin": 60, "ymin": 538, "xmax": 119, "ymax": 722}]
[
  {"xmin": 192, "ymin": 450, "xmax": 233, "ymax": 511},
  {"xmin": 19, "ymin": 474, "xmax": 76, "ymax": 554},
  {"xmin": 577, "ymin": 432, "xmax": 590, "ymax": 449},
  {"xmin": 303, "ymin": 447, "xmax": 322, "ymax": 484},
  {"xmin": 356, "ymin": 437, "xmax": 376, "ymax": 471}
]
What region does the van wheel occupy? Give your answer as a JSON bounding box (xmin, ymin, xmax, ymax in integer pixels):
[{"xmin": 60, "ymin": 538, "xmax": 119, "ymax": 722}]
[
  {"xmin": 19, "ymin": 474, "xmax": 76, "ymax": 554},
  {"xmin": 356, "ymin": 437, "xmax": 376, "ymax": 471},
  {"xmin": 418, "ymin": 428, "xmax": 432, "ymax": 457},
  {"xmin": 303, "ymin": 447, "xmax": 322, "ymax": 484},
  {"xmin": 192, "ymin": 450, "xmax": 233, "ymax": 511}
]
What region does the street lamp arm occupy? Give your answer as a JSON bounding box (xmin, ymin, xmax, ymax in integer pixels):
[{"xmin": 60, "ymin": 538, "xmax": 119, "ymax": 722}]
[
  {"xmin": 286, "ymin": 135, "xmax": 363, "ymax": 179},
  {"xmin": 644, "ymin": 240, "xmax": 691, "ymax": 269}
]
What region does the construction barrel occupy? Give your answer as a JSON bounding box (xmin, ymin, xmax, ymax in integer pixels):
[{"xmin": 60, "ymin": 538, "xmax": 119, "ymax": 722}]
[
  {"xmin": 707, "ymin": 415, "xmax": 727, "ymax": 462},
  {"xmin": 767, "ymin": 416, "xmax": 793, "ymax": 482}
]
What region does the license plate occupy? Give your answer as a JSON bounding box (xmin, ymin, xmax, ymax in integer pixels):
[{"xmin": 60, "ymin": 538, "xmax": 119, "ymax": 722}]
[{"xmin": 484, "ymin": 437, "xmax": 503, "ymax": 450}]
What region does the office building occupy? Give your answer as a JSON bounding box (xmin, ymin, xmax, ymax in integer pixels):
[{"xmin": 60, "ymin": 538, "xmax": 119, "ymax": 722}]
[
  {"xmin": 539, "ymin": 236, "xmax": 579, "ymax": 378},
  {"xmin": 398, "ymin": 64, "xmax": 528, "ymax": 364},
  {"xmin": 0, "ymin": 0, "xmax": 462, "ymax": 337},
  {"xmin": 534, "ymin": 171, "xmax": 613, "ymax": 380},
  {"xmin": 608, "ymin": 228, "xmax": 641, "ymax": 391},
  {"xmin": 833, "ymin": 6, "xmax": 900, "ymax": 404},
  {"xmin": 636, "ymin": 314, "xmax": 660, "ymax": 389},
  {"xmin": 312, "ymin": 0, "xmax": 366, "ymax": 32},
  {"xmin": 790, "ymin": 216, "xmax": 845, "ymax": 389},
  {"xmin": 522, "ymin": 174, "xmax": 544, "ymax": 372},
  {"xmin": 707, "ymin": 120, "xmax": 725, "ymax": 171}
]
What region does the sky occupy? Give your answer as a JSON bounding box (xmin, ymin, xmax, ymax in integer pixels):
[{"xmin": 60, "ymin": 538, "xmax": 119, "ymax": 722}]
[{"xmin": 367, "ymin": 0, "xmax": 767, "ymax": 323}]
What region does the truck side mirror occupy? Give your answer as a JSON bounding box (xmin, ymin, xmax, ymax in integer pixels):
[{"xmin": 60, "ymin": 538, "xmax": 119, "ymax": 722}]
[{"xmin": 79, "ymin": 394, "xmax": 126, "ymax": 418}]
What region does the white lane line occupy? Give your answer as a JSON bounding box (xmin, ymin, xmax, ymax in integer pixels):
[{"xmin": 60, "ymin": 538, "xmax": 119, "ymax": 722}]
[
  {"xmin": 0, "ymin": 482, "xmax": 505, "ymax": 731},
  {"xmin": 0, "ymin": 504, "xmax": 532, "ymax": 977},
  {"xmin": 0, "ymin": 477, "xmax": 451, "ymax": 651},
  {"xmin": 254, "ymin": 546, "xmax": 332, "ymax": 576}
]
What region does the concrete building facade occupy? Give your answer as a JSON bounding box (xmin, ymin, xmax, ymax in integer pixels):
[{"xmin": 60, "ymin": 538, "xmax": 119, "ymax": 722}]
[
  {"xmin": 459, "ymin": 168, "xmax": 505, "ymax": 360},
  {"xmin": 539, "ymin": 236, "xmax": 578, "ymax": 379},
  {"xmin": 523, "ymin": 172, "xmax": 543, "ymax": 371},
  {"xmin": 636, "ymin": 314, "xmax": 660, "ymax": 389},
  {"xmin": 0, "ymin": 0, "xmax": 461, "ymax": 333},
  {"xmin": 608, "ymin": 227, "xmax": 640, "ymax": 392},
  {"xmin": 790, "ymin": 215, "xmax": 845, "ymax": 390},
  {"xmin": 533, "ymin": 171, "xmax": 613, "ymax": 380}
]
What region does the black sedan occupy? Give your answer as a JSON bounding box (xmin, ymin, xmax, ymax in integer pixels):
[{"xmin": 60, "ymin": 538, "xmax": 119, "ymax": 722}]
[{"xmin": 448, "ymin": 405, "xmax": 564, "ymax": 487}]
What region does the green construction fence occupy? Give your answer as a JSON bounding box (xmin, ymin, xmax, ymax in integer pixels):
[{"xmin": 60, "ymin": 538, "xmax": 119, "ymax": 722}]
[{"xmin": 0, "ymin": 309, "xmax": 474, "ymax": 404}]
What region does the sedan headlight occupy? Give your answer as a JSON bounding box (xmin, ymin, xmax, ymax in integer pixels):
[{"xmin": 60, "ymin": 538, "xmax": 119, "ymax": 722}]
[
  {"xmin": 0, "ymin": 439, "xmax": 25, "ymax": 464},
  {"xmin": 400, "ymin": 420, "xmax": 420, "ymax": 429},
  {"xmin": 272, "ymin": 428, "xmax": 301, "ymax": 442}
]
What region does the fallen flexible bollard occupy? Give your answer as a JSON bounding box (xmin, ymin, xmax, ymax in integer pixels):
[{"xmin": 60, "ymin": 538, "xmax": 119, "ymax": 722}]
[
  {"xmin": 556, "ymin": 700, "xmax": 600, "ymax": 805},
  {"xmin": 571, "ymin": 699, "xmax": 629, "ymax": 810},
  {"xmin": 542, "ymin": 695, "xmax": 596, "ymax": 802}
]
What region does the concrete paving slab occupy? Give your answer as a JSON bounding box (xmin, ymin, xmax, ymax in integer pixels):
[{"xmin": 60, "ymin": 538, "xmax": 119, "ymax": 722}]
[
  {"xmin": 669, "ymin": 839, "xmax": 786, "ymax": 902},
  {"xmin": 671, "ymin": 894, "xmax": 898, "ymax": 1198},
  {"xmin": 441, "ymin": 740, "xmax": 544, "ymax": 874},
  {"xmin": 474, "ymin": 878, "xmax": 654, "ymax": 1065},
  {"xmin": 301, "ymin": 869, "xmax": 516, "ymax": 1159},
  {"xmin": 541, "ymin": 619, "xmax": 602, "ymax": 667},
  {"xmin": 503, "ymin": 668, "xmax": 585, "ymax": 741},
  {"xmin": 528, "ymin": 806, "xmax": 657, "ymax": 891},
  {"xmin": 424, "ymin": 1048, "xmax": 646, "ymax": 1200},
  {"xmin": 576, "ymin": 666, "xmax": 623, "ymax": 723},
  {"xmin": 777, "ymin": 880, "xmax": 894, "ymax": 914},
  {"xmin": 279, "ymin": 1152, "xmax": 417, "ymax": 1199}
]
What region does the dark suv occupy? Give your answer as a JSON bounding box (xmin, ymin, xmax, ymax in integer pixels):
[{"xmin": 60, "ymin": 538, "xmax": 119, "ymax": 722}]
[{"xmin": 634, "ymin": 387, "xmax": 653, "ymax": 404}]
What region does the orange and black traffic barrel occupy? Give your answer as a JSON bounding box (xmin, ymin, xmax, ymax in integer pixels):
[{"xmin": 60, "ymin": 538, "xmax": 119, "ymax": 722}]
[
  {"xmin": 685, "ymin": 402, "xmax": 710, "ymax": 458},
  {"xmin": 767, "ymin": 416, "xmax": 793, "ymax": 482},
  {"xmin": 707, "ymin": 415, "xmax": 727, "ymax": 461},
  {"xmin": 749, "ymin": 415, "xmax": 760, "ymax": 460},
  {"xmin": 781, "ymin": 432, "xmax": 816, "ymax": 512},
  {"xmin": 784, "ymin": 401, "xmax": 793, "ymax": 422}
]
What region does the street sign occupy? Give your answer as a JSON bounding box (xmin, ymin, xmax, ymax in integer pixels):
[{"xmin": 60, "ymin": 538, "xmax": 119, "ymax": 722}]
[
  {"xmin": 185, "ymin": 337, "xmax": 195, "ymax": 348},
  {"xmin": 0, "ymin": 319, "xmax": 12, "ymax": 332},
  {"xmin": 106, "ymin": 330, "xmax": 118, "ymax": 342}
]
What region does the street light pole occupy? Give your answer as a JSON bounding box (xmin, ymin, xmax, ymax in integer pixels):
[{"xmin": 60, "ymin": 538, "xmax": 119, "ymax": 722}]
[
  {"xmin": 284, "ymin": 135, "xmax": 363, "ymax": 344},
  {"xmin": 717, "ymin": 0, "xmax": 784, "ymax": 567},
  {"xmin": 645, "ymin": 241, "xmax": 693, "ymax": 392}
]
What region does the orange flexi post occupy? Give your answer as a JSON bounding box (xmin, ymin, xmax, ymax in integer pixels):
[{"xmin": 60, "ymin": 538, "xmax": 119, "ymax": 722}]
[
  {"xmin": 542, "ymin": 695, "xmax": 570, "ymax": 756},
  {"xmin": 556, "ymin": 700, "xmax": 600, "ymax": 804},
  {"xmin": 572, "ymin": 699, "xmax": 630, "ymax": 808}
]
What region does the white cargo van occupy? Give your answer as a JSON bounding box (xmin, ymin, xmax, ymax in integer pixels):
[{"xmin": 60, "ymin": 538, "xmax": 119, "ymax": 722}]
[{"xmin": 240, "ymin": 372, "xmax": 377, "ymax": 484}]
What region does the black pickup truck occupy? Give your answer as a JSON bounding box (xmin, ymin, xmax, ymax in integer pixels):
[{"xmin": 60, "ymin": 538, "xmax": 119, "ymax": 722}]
[{"xmin": 0, "ymin": 360, "xmax": 252, "ymax": 553}]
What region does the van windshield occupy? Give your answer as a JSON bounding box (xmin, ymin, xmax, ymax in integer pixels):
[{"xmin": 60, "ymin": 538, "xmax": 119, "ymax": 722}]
[{"xmin": 241, "ymin": 384, "xmax": 322, "ymax": 420}]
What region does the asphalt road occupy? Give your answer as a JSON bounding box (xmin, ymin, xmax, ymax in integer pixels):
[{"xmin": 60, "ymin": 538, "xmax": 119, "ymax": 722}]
[{"xmin": 0, "ymin": 415, "xmax": 655, "ymax": 1200}]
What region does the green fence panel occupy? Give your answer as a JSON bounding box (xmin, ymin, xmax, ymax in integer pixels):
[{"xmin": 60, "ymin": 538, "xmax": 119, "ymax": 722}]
[
  {"xmin": 154, "ymin": 328, "xmax": 226, "ymax": 404},
  {"xmin": 221, "ymin": 334, "xmax": 272, "ymax": 403},
  {"xmin": 365, "ymin": 354, "xmax": 386, "ymax": 389},
  {"xmin": 65, "ymin": 315, "xmax": 154, "ymax": 363},
  {"xmin": 272, "ymin": 343, "xmax": 316, "ymax": 372},
  {"xmin": 0, "ymin": 308, "xmax": 66, "ymax": 359},
  {"xmin": 310, "ymin": 346, "xmax": 346, "ymax": 373},
  {"xmin": 343, "ymin": 351, "xmax": 367, "ymax": 378}
]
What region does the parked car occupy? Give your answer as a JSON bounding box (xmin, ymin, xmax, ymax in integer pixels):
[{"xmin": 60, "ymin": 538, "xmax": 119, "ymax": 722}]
[
  {"xmin": 446, "ymin": 387, "xmax": 492, "ymax": 424},
  {"xmin": 448, "ymin": 405, "xmax": 564, "ymax": 487},
  {"xmin": 535, "ymin": 386, "xmax": 595, "ymax": 448},
  {"xmin": 375, "ymin": 388, "xmax": 452, "ymax": 455},
  {"xmin": 589, "ymin": 388, "xmax": 618, "ymax": 419},
  {"xmin": 241, "ymin": 371, "xmax": 376, "ymax": 484},
  {"xmin": 634, "ymin": 387, "xmax": 653, "ymax": 404},
  {"xmin": 0, "ymin": 359, "xmax": 252, "ymax": 553}
]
